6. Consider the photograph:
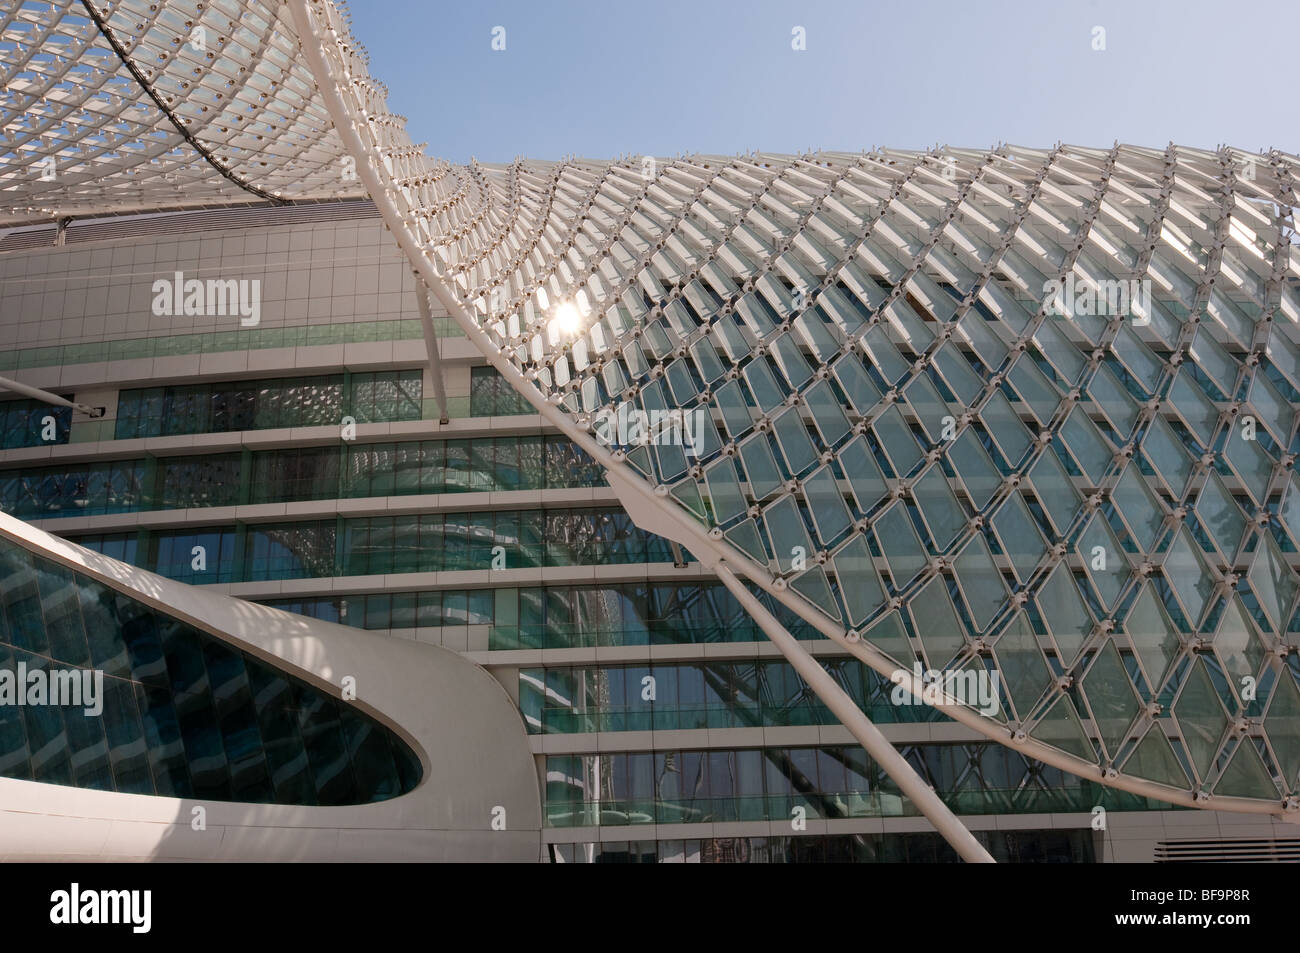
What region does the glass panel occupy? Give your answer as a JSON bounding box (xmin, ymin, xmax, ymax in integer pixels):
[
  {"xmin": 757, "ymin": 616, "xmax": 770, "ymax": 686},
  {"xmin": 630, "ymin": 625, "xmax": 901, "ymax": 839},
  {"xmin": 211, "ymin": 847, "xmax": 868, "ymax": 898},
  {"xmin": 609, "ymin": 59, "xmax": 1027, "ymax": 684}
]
[
  {"xmin": 762, "ymin": 496, "xmax": 814, "ymax": 574},
  {"xmin": 1143, "ymin": 415, "xmax": 1194, "ymax": 497},
  {"xmin": 1124, "ymin": 584, "xmax": 1181, "ymax": 691},
  {"xmin": 1079, "ymin": 639, "xmax": 1140, "ymax": 757},
  {"xmin": 771, "ymin": 409, "xmax": 818, "ymax": 476},
  {"xmin": 912, "ymin": 467, "xmax": 966, "ymax": 551},
  {"xmin": 979, "ymin": 390, "xmax": 1032, "ymax": 466},
  {"xmin": 993, "ymin": 612, "xmax": 1052, "ymax": 721},
  {"xmin": 703, "ymin": 457, "xmax": 747, "ymax": 525},
  {"xmin": 832, "ymin": 353, "xmax": 882, "ymax": 413},
  {"xmin": 801, "ymin": 466, "xmax": 852, "ymax": 546},
  {"xmin": 953, "ymin": 535, "xmax": 1007, "ymax": 632},
  {"xmin": 1172, "ymin": 658, "xmax": 1228, "ymax": 782},
  {"xmin": 948, "ymin": 431, "xmax": 1000, "ymax": 510},
  {"xmin": 1029, "ymin": 446, "xmax": 1079, "ymax": 537},
  {"xmin": 1162, "ymin": 527, "xmax": 1215, "ymax": 626},
  {"xmin": 1192, "ymin": 471, "xmax": 1245, "ymax": 559},
  {"xmin": 909, "ymin": 577, "xmax": 966, "ymax": 668},
  {"xmin": 872, "ymin": 406, "xmax": 922, "ymax": 477},
  {"xmin": 0, "ymin": 539, "xmax": 420, "ymax": 804},
  {"xmin": 874, "ymin": 504, "xmax": 926, "ymax": 588},
  {"xmin": 1111, "ymin": 463, "xmax": 1166, "ymax": 553},
  {"xmin": 1078, "ymin": 514, "xmax": 1130, "ymax": 613},
  {"xmin": 1059, "ymin": 408, "xmax": 1112, "ymax": 485},
  {"xmin": 1036, "ymin": 564, "xmax": 1093, "ymax": 666},
  {"xmin": 804, "ymin": 380, "xmax": 852, "ymax": 446},
  {"xmin": 738, "ymin": 434, "xmax": 783, "ymax": 499},
  {"xmin": 990, "ymin": 493, "xmax": 1046, "ymax": 583},
  {"xmin": 1223, "ymin": 430, "xmax": 1274, "ymax": 505},
  {"xmin": 838, "ymin": 435, "xmax": 888, "ymax": 512},
  {"xmin": 1247, "ymin": 533, "xmax": 1297, "ymax": 632},
  {"xmin": 1007, "ymin": 357, "xmax": 1059, "ymax": 425},
  {"xmin": 830, "ymin": 537, "xmax": 885, "ymax": 627}
]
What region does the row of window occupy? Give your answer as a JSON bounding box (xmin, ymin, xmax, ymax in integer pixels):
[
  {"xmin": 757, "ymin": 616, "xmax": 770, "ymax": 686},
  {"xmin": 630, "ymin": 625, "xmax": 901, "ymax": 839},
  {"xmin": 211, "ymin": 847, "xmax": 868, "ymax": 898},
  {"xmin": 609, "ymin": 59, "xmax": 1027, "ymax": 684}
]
[
  {"xmin": 0, "ymin": 319, "xmax": 435, "ymax": 373},
  {"xmin": 520, "ymin": 659, "xmax": 947, "ymax": 733},
  {"xmin": 0, "ymin": 435, "xmax": 605, "ymax": 519},
  {"xmin": 263, "ymin": 588, "xmax": 498, "ymax": 630},
  {"xmin": 69, "ymin": 507, "xmax": 688, "ymax": 583},
  {"xmin": 469, "ymin": 366, "xmax": 535, "ymax": 417},
  {"xmin": 113, "ymin": 370, "xmax": 423, "ymax": 438},
  {"xmin": 0, "ymin": 537, "xmax": 422, "ymax": 804},
  {"xmin": 257, "ymin": 581, "xmax": 819, "ymax": 649},
  {"xmin": 544, "ymin": 744, "xmax": 1174, "ymax": 827},
  {"xmin": 0, "ymin": 399, "xmax": 70, "ymax": 449},
  {"xmin": 0, "ymin": 367, "xmax": 540, "ymax": 452},
  {"xmin": 549, "ymin": 829, "xmax": 1097, "ymax": 863}
]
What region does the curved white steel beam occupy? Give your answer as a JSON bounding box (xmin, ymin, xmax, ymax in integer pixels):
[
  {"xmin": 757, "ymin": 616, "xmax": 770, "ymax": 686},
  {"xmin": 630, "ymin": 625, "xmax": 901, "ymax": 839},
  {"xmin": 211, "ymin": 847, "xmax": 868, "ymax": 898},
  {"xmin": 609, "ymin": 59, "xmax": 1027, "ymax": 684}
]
[
  {"xmin": 286, "ymin": 0, "xmax": 1300, "ymax": 829},
  {"xmin": 3, "ymin": 0, "xmax": 1296, "ymax": 848},
  {"xmin": 0, "ymin": 512, "xmax": 543, "ymax": 861}
]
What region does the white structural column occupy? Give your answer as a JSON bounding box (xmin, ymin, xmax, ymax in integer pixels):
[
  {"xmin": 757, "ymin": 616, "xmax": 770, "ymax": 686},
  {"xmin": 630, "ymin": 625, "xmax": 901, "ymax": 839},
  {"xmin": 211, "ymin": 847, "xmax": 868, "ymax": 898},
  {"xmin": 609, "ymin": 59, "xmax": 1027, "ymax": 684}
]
[
  {"xmin": 414, "ymin": 278, "xmax": 451, "ymax": 424},
  {"xmin": 713, "ymin": 562, "xmax": 996, "ymax": 864}
]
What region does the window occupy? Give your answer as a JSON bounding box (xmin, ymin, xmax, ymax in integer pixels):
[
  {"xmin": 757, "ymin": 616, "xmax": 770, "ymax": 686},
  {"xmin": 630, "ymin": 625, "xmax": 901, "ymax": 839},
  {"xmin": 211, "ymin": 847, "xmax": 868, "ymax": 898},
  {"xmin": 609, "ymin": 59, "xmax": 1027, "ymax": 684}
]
[
  {"xmin": 114, "ymin": 371, "xmax": 423, "ymax": 439},
  {"xmin": 469, "ymin": 366, "xmax": 534, "ymax": 417},
  {"xmin": 0, "ymin": 399, "xmax": 70, "ymax": 448}
]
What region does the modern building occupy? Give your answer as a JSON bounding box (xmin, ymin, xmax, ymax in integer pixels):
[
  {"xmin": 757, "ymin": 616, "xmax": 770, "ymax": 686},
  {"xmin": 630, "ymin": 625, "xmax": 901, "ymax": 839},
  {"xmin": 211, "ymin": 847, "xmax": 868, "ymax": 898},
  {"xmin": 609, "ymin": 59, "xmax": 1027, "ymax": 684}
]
[{"xmin": 1, "ymin": 0, "xmax": 1299, "ymax": 862}]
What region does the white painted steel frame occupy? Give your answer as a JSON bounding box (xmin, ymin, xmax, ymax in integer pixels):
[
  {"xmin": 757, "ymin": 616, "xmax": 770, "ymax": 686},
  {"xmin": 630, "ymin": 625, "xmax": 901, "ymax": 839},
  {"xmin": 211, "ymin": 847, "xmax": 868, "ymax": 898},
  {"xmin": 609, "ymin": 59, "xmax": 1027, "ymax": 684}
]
[
  {"xmin": 4, "ymin": 0, "xmax": 1297, "ymax": 862},
  {"xmin": 285, "ymin": 0, "xmax": 1298, "ymax": 866},
  {"xmin": 0, "ymin": 0, "xmax": 366, "ymax": 224}
]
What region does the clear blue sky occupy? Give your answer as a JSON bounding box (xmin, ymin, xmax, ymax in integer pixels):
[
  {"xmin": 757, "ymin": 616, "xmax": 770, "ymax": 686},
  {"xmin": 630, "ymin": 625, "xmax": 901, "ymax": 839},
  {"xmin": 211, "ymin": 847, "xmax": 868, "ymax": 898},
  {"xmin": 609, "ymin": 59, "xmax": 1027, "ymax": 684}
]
[{"xmin": 348, "ymin": 0, "xmax": 1296, "ymax": 165}]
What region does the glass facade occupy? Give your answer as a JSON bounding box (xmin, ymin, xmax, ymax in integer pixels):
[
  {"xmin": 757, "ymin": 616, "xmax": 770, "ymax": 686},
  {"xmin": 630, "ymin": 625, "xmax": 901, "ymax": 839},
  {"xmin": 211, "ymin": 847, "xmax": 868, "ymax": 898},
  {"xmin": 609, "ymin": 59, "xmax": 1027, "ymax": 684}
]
[
  {"xmin": 113, "ymin": 370, "xmax": 422, "ymax": 439},
  {"xmin": 0, "ymin": 399, "xmax": 70, "ymax": 449},
  {"xmin": 403, "ymin": 145, "xmax": 1300, "ymax": 808},
  {"xmin": 0, "ymin": 535, "xmax": 422, "ymax": 804},
  {"xmin": 258, "ymin": 580, "xmax": 820, "ymax": 648},
  {"xmin": 470, "ymin": 366, "xmax": 535, "ymax": 417},
  {"xmin": 5, "ymin": 131, "xmax": 1296, "ymax": 856},
  {"xmin": 0, "ymin": 435, "xmax": 605, "ymax": 519},
  {"xmin": 68, "ymin": 507, "xmax": 689, "ymax": 583},
  {"xmin": 520, "ymin": 659, "xmax": 949, "ymax": 733},
  {"xmin": 6, "ymin": 0, "xmax": 1300, "ymax": 857},
  {"xmin": 549, "ymin": 829, "xmax": 1098, "ymax": 863},
  {"xmin": 544, "ymin": 743, "xmax": 1175, "ymax": 828},
  {"xmin": 263, "ymin": 588, "xmax": 498, "ymax": 631}
]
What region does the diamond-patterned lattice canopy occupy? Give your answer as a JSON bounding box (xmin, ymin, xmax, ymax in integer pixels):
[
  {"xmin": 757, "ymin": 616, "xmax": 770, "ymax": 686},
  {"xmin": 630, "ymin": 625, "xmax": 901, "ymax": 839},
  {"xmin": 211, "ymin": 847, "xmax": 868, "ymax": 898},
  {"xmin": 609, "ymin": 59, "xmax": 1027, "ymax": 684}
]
[
  {"xmin": 1, "ymin": 0, "xmax": 364, "ymax": 223},
  {"xmin": 5, "ymin": 0, "xmax": 1300, "ymax": 815}
]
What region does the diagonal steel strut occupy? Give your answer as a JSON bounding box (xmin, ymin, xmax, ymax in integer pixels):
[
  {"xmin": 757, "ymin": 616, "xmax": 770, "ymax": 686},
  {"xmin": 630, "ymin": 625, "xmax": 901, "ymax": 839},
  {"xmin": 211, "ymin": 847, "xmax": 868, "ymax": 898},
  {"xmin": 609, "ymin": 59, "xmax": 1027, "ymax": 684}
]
[{"xmin": 712, "ymin": 562, "xmax": 996, "ymax": 864}]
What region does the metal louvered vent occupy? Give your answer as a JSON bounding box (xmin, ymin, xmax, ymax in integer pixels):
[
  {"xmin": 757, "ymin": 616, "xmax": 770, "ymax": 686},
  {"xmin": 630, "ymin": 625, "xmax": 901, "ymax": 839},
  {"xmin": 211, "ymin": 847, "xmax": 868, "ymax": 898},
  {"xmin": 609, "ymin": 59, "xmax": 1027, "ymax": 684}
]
[{"xmin": 1154, "ymin": 839, "xmax": 1300, "ymax": 862}]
